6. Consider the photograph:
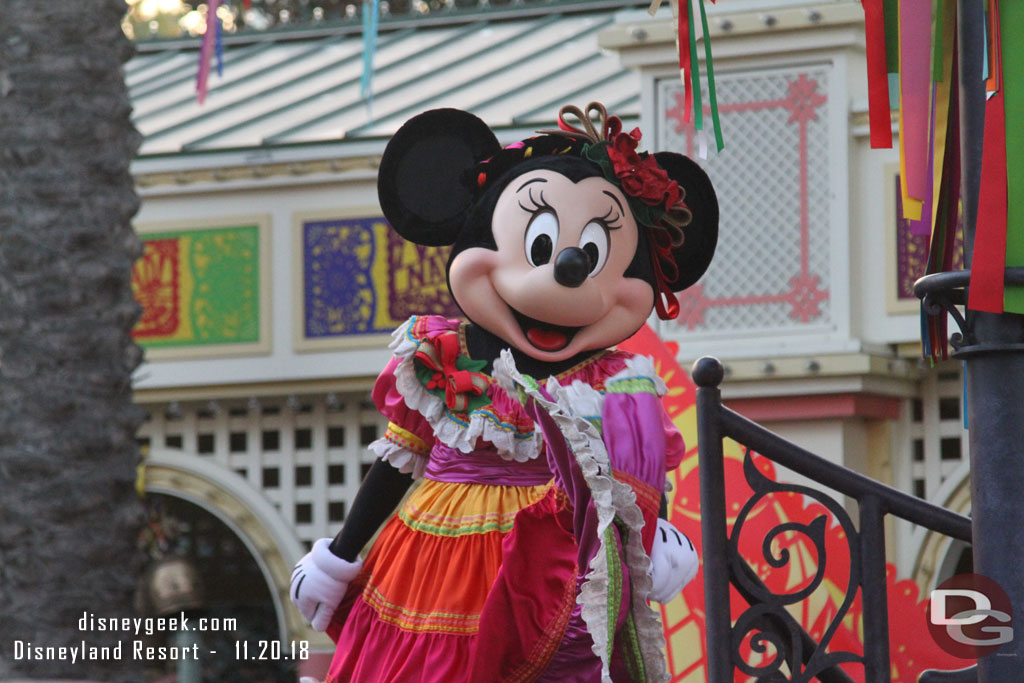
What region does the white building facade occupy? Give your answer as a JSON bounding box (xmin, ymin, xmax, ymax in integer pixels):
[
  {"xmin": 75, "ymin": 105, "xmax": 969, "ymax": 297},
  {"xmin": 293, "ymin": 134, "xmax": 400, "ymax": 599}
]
[{"xmin": 127, "ymin": 1, "xmax": 969, "ymax": 677}]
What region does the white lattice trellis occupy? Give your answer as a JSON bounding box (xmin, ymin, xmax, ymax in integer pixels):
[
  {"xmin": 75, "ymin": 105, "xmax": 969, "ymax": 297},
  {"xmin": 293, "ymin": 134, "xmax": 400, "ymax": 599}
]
[
  {"xmin": 892, "ymin": 365, "xmax": 971, "ymax": 580},
  {"xmin": 655, "ymin": 65, "xmax": 833, "ymax": 339},
  {"xmin": 139, "ymin": 392, "xmax": 388, "ymax": 550},
  {"xmin": 905, "ymin": 368, "xmax": 969, "ymax": 502}
]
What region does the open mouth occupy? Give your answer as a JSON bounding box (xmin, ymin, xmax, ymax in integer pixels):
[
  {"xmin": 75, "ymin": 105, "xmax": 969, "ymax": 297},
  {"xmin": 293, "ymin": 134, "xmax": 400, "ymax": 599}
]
[{"xmin": 510, "ymin": 308, "xmax": 582, "ymax": 353}]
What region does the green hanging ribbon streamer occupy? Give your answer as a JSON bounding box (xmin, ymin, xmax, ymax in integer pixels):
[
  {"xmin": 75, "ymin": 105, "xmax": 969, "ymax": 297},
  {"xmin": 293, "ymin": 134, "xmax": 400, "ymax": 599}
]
[
  {"xmin": 883, "ymin": 0, "xmax": 900, "ymax": 74},
  {"xmin": 698, "ymin": 0, "xmax": 724, "ymax": 151},
  {"xmin": 1001, "ymin": 0, "xmax": 1024, "ymax": 312},
  {"xmin": 687, "ymin": 0, "xmax": 703, "ymax": 133},
  {"xmin": 931, "ymin": 0, "xmax": 945, "ymax": 82}
]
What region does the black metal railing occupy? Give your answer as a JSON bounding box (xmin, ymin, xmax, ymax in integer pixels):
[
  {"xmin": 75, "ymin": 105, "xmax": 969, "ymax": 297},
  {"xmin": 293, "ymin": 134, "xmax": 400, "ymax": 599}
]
[
  {"xmin": 693, "ymin": 356, "xmax": 977, "ymax": 683},
  {"xmin": 914, "ymin": 268, "xmax": 1024, "ymax": 357}
]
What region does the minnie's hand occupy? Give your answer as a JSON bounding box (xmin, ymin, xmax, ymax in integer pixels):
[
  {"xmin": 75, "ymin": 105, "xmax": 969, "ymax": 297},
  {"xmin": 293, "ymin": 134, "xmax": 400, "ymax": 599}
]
[
  {"xmin": 290, "ymin": 538, "xmax": 363, "ymax": 632},
  {"xmin": 648, "ymin": 518, "xmax": 698, "ymax": 603}
]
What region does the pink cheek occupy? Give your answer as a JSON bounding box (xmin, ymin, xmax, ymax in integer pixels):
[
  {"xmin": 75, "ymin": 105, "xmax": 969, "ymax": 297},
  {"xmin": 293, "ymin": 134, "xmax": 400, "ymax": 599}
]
[
  {"xmin": 448, "ymin": 249, "xmax": 501, "ymax": 311},
  {"xmin": 615, "ymin": 279, "xmax": 656, "ymax": 318},
  {"xmin": 449, "ymin": 250, "xmax": 498, "ymax": 285}
]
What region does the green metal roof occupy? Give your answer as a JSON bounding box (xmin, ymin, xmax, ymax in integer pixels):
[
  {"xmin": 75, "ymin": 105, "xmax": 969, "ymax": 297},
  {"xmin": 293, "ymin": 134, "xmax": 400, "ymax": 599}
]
[{"xmin": 128, "ymin": 6, "xmax": 641, "ymax": 157}]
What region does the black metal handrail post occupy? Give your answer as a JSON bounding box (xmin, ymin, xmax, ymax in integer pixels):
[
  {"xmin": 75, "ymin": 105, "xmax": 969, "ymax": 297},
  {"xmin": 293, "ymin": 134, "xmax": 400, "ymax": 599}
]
[
  {"xmin": 858, "ymin": 495, "xmax": 891, "ymax": 681},
  {"xmin": 695, "ymin": 357, "xmax": 733, "ymax": 680}
]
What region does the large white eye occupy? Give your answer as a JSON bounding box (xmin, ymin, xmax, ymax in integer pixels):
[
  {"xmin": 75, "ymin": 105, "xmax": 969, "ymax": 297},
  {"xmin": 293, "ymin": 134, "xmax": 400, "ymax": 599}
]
[
  {"xmin": 524, "ymin": 212, "xmax": 559, "ymax": 267},
  {"xmin": 579, "ymin": 222, "xmax": 609, "ymax": 276}
]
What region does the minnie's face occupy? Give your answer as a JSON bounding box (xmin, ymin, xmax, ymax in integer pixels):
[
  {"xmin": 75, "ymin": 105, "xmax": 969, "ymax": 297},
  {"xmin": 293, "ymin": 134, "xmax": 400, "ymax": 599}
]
[{"xmin": 449, "ymin": 169, "xmax": 655, "ymax": 362}]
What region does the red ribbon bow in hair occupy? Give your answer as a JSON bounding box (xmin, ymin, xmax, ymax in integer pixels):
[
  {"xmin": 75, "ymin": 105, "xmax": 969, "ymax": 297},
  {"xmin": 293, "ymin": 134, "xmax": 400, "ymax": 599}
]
[{"xmin": 414, "ymin": 333, "xmax": 489, "ymax": 413}]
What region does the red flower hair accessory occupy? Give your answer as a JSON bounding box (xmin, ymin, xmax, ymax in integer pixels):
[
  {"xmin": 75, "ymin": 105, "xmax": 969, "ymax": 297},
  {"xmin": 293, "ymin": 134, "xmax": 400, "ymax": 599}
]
[
  {"xmin": 540, "ymin": 102, "xmax": 692, "ymax": 238},
  {"xmin": 539, "ymin": 102, "xmax": 693, "ymax": 320},
  {"xmin": 607, "ymin": 127, "xmax": 682, "ymax": 212}
]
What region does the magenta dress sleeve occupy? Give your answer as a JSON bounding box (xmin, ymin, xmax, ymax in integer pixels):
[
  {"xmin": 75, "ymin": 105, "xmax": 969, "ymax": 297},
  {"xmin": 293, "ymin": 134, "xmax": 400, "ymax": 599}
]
[
  {"xmin": 601, "ymin": 390, "xmax": 683, "ymax": 553},
  {"xmin": 369, "ymin": 356, "xmax": 435, "ymax": 475},
  {"xmin": 663, "ymin": 408, "xmax": 686, "ymax": 471},
  {"xmin": 601, "ymin": 391, "xmax": 671, "ymax": 488}
]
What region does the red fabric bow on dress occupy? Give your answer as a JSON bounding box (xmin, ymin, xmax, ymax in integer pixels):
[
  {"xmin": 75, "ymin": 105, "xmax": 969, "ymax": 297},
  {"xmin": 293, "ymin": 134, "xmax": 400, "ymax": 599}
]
[{"xmin": 415, "ymin": 333, "xmax": 489, "ymax": 413}]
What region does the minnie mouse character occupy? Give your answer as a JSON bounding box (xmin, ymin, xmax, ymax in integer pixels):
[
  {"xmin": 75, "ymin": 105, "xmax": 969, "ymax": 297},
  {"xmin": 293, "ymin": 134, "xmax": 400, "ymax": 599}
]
[{"xmin": 290, "ymin": 103, "xmax": 718, "ymax": 682}]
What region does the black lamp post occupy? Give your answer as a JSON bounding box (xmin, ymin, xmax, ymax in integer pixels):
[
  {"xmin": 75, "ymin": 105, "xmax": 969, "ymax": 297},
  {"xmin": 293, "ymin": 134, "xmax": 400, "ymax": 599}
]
[{"xmin": 914, "ymin": 1, "xmax": 1024, "ymax": 678}]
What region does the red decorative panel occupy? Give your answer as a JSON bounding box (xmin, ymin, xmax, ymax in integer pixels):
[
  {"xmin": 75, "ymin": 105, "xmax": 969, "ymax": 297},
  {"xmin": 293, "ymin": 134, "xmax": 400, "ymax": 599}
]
[
  {"xmin": 133, "ymin": 238, "xmax": 180, "ymax": 338},
  {"xmin": 657, "ymin": 67, "xmax": 833, "ymax": 337}
]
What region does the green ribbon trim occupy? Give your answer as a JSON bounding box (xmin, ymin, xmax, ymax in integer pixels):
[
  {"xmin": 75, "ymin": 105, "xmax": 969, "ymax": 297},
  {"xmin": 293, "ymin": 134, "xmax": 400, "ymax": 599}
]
[
  {"xmin": 604, "ymin": 524, "xmax": 623, "ymax": 662},
  {"xmin": 398, "ymin": 509, "xmax": 516, "ymax": 536},
  {"xmin": 615, "ymin": 519, "xmax": 646, "ymax": 683},
  {"xmin": 697, "ymin": 0, "xmax": 724, "ymax": 151},
  {"xmin": 604, "ymin": 376, "xmax": 659, "ymax": 395},
  {"xmin": 511, "ymin": 373, "xmax": 540, "ymax": 409},
  {"xmin": 622, "ymin": 606, "xmax": 647, "ymax": 683},
  {"xmin": 687, "ymin": 0, "xmax": 703, "ymax": 132},
  {"xmin": 583, "ymin": 415, "xmax": 604, "ymax": 435}
]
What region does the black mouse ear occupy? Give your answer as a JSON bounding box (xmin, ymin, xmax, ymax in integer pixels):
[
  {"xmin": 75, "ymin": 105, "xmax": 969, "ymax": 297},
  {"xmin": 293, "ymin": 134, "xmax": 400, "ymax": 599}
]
[
  {"xmin": 378, "ymin": 109, "xmax": 501, "ymax": 246},
  {"xmin": 654, "ymin": 152, "xmax": 719, "ymax": 291}
]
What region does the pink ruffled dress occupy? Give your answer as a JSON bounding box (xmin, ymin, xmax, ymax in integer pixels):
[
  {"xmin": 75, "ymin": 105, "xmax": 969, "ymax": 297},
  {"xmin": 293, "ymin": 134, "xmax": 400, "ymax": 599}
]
[{"xmin": 324, "ymin": 315, "xmax": 684, "ymax": 682}]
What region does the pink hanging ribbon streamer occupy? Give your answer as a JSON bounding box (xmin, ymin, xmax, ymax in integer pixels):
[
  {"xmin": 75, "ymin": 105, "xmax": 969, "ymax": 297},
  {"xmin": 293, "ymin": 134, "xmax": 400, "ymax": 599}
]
[
  {"xmin": 899, "ymin": 0, "xmax": 932, "ymax": 210},
  {"xmin": 196, "ymin": 0, "xmax": 222, "ymax": 104}
]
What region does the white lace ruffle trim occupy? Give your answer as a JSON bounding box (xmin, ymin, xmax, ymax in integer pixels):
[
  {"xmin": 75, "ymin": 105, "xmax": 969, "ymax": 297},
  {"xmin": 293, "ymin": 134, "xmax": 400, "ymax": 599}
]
[
  {"xmin": 605, "ymin": 354, "xmax": 668, "ymax": 396},
  {"xmin": 386, "ymin": 319, "xmax": 542, "ymax": 462},
  {"xmin": 369, "ymin": 438, "xmax": 428, "ymax": 480},
  {"xmin": 493, "ymin": 349, "xmax": 669, "ymax": 683}
]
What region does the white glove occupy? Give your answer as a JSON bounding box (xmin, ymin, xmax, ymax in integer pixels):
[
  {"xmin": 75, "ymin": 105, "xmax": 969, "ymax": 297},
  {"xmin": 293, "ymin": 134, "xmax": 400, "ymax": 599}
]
[
  {"xmin": 648, "ymin": 518, "xmax": 698, "ymax": 603},
  {"xmin": 290, "ymin": 538, "xmax": 363, "ymax": 632}
]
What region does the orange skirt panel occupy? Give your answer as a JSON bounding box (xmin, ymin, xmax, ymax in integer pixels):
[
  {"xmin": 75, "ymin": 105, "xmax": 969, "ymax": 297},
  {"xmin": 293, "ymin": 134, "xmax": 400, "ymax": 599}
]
[{"xmin": 358, "ymin": 479, "xmax": 551, "ymax": 635}]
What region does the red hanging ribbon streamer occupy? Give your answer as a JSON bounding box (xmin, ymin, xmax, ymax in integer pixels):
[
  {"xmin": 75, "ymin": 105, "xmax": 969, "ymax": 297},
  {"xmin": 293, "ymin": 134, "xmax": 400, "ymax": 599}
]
[
  {"xmin": 969, "ymin": 90, "xmax": 1008, "ymax": 313},
  {"xmin": 678, "ymin": 0, "xmax": 692, "ymax": 123},
  {"xmin": 969, "ymin": 1, "xmax": 1007, "ymax": 314},
  {"xmin": 862, "ymin": 0, "xmax": 893, "ymax": 148}
]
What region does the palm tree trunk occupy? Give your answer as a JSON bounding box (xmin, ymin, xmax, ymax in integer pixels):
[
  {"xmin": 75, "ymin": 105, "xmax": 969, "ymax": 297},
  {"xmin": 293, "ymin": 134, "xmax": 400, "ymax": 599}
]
[{"xmin": 0, "ymin": 1, "xmax": 146, "ymax": 679}]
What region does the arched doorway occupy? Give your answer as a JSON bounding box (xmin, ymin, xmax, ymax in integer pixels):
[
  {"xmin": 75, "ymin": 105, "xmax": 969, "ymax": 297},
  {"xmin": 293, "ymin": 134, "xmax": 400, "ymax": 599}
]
[
  {"xmin": 137, "ymin": 493, "xmax": 296, "ymax": 682},
  {"xmin": 912, "ymin": 460, "xmax": 972, "ymax": 594},
  {"xmin": 140, "ymin": 449, "xmax": 321, "ymax": 681}
]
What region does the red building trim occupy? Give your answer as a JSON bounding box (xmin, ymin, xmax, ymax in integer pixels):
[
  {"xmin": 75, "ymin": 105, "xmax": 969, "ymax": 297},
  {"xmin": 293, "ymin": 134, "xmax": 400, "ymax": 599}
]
[{"xmin": 724, "ymin": 393, "xmax": 902, "ymax": 422}]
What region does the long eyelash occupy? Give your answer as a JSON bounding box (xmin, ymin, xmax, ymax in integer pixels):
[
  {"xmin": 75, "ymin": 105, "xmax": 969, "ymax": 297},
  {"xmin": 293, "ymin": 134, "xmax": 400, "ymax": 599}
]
[
  {"xmin": 518, "ymin": 187, "xmax": 555, "ymax": 214},
  {"xmin": 597, "ymin": 205, "xmax": 623, "ymax": 230}
]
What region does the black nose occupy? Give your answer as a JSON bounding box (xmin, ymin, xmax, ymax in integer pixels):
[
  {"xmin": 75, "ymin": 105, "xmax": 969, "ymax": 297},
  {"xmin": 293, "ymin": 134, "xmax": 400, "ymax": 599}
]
[{"xmin": 553, "ymin": 247, "xmax": 590, "ymax": 288}]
